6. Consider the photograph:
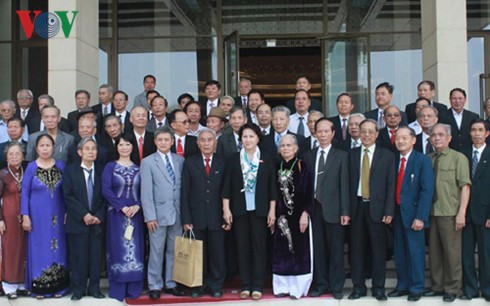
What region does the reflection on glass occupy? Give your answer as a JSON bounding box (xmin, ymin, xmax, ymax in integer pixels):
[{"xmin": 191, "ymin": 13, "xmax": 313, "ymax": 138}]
[
  {"xmin": 0, "ymin": 44, "xmax": 12, "ymax": 98},
  {"xmin": 0, "ymin": 1, "xmax": 11, "ymax": 41},
  {"xmin": 99, "ymin": 47, "xmax": 109, "ymax": 85},
  {"xmin": 467, "ymin": 37, "xmax": 484, "ymax": 115}
]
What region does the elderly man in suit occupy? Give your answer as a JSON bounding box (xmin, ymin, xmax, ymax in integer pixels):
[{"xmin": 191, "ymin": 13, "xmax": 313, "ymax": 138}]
[
  {"xmin": 376, "ymin": 105, "xmax": 402, "ymax": 154},
  {"xmin": 348, "ymin": 119, "xmax": 396, "ymax": 301},
  {"xmin": 63, "ymin": 137, "xmax": 106, "ymax": 300},
  {"xmin": 181, "ymin": 128, "xmax": 226, "ymax": 298},
  {"xmin": 460, "ymin": 118, "xmax": 490, "ymax": 301},
  {"xmin": 0, "ymin": 100, "xmax": 28, "ymax": 143},
  {"xmin": 364, "ymin": 82, "xmax": 408, "ymax": 128},
  {"xmin": 14, "ymin": 88, "xmax": 40, "ymax": 136},
  {"xmin": 146, "ymin": 95, "xmax": 170, "ymax": 132},
  {"xmin": 0, "ymin": 118, "xmax": 27, "ymax": 168},
  {"xmin": 405, "ymin": 80, "xmax": 448, "ymax": 124},
  {"xmin": 285, "ymin": 76, "xmax": 323, "ymax": 114},
  {"xmin": 424, "ymin": 123, "xmax": 471, "ymax": 302},
  {"xmin": 67, "ymin": 90, "xmax": 91, "ymax": 133},
  {"xmin": 217, "ymin": 106, "xmax": 247, "ymax": 160},
  {"xmin": 307, "ymin": 118, "xmax": 350, "ymax": 299},
  {"xmin": 141, "ymin": 126, "xmax": 186, "ymax": 299},
  {"xmin": 30, "ymin": 94, "xmax": 70, "ymax": 133},
  {"xmin": 234, "ymin": 78, "xmax": 252, "ymax": 109},
  {"xmin": 389, "ymin": 127, "xmax": 434, "ymax": 301},
  {"xmin": 170, "ymin": 110, "xmax": 199, "ymax": 158},
  {"xmin": 128, "ymin": 105, "xmax": 156, "ymax": 165},
  {"xmin": 26, "ymin": 105, "xmax": 74, "ymax": 163},
  {"xmin": 439, "ymin": 88, "xmax": 479, "ymax": 152},
  {"xmin": 112, "ymin": 91, "xmax": 132, "ymax": 133}
]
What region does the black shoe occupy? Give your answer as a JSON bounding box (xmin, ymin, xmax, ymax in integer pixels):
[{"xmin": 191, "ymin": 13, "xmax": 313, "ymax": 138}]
[
  {"xmin": 164, "ymin": 287, "xmax": 186, "ymax": 297},
  {"xmin": 407, "ymin": 292, "xmax": 422, "ymax": 301},
  {"xmin": 309, "ymin": 287, "xmax": 328, "ymax": 297},
  {"xmin": 423, "ymin": 290, "xmax": 444, "ymax": 297},
  {"xmin": 485, "ymin": 296, "xmax": 490, "ymax": 302},
  {"xmin": 458, "ymin": 293, "xmax": 478, "ymax": 300},
  {"xmin": 149, "ymin": 290, "xmax": 161, "ymax": 300},
  {"xmin": 16, "ymin": 289, "xmax": 30, "ymax": 297},
  {"xmin": 71, "ymin": 294, "xmax": 83, "ymax": 301},
  {"xmin": 443, "ymin": 293, "xmax": 456, "ymax": 302},
  {"xmin": 388, "ymin": 290, "xmax": 409, "ymax": 297},
  {"xmin": 7, "ymin": 293, "xmax": 18, "ymax": 300},
  {"xmin": 211, "ymin": 291, "xmax": 222, "ymax": 298},
  {"xmin": 275, "ymin": 293, "xmax": 288, "ymax": 298},
  {"xmin": 191, "ymin": 288, "xmax": 204, "ymax": 298},
  {"xmin": 333, "ymin": 292, "xmax": 343, "ymax": 299},
  {"xmin": 348, "ymin": 291, "xmax": 367, "ymax": 299},
  {"xmin": 89, "ymin": 292, "xmax": 105, "ymax": 299},
  {"xmin": 374, "ymin": 292, "xmax": 388, "ymax": 301}
]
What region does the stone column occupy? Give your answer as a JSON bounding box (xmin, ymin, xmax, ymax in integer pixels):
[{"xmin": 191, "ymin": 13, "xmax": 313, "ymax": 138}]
[
  {"xmin": 421, "ymin": 0, "xmax": 468, "ymax": 105},
  {"xmin": 48, "ymin": 0, "xmax": 99, "ymax": 116}
]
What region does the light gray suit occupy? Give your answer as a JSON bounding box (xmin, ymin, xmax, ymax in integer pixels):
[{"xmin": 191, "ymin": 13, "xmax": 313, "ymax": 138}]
[
  {"xmin": 26, "ymin": 130, "xmax": 75, "ymax": 163},
  {"xmin": 141, "ymin": 151, "xmax": 184, "ymax": 290}
]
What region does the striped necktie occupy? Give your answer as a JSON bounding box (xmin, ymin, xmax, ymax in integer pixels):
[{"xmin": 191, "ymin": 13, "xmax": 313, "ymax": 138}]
[{"xmin": 165, "ymin": 155, "xmax": 175, "ymax": 184}]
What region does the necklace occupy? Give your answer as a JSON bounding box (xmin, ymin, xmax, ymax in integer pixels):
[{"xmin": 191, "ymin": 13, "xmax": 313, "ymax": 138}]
[
  {"xmin": 278, "ymin": 158, "xmax": 298, "ymax": 215},
  {"xmin": 8, "ymin": 164, "xmax": 23, "ymax": 192},
  {"xmin": 278, "ymin": 157, "xmax": 298, "ymax": 177}
]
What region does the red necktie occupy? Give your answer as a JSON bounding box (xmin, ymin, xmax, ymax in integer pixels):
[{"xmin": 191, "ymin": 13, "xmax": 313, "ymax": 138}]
[
  {"xmin": 390, "ymin": 129, "xmax": 395, "ymax": 145},
  {"xmin": 177, "ymin": 138, "xmax": 184, "ymax": 157},
  {"xmin": 205, "ymin": 158, "xmax": 211, "ymax": 176},
  {"xmin": 138, "ymin": 136, "xmax": 144, "ymax": 161},
  {"xmin": 396, "ymin": 157, "xmax": 406, "ymax": 205}
]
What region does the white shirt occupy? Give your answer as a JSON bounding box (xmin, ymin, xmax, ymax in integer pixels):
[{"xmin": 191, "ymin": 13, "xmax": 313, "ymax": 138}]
[
  {"xmin": 310, "ymin": 136, "xmax": 319, "ymax": 149},
  {"xmin": 259, "ymin": 125, "xmax": 271, "ymax": 136},
  {"xmin": 207, "ymin": 99, "xmax": 219, "ymax": 115},
  {"xmin": 288, "ymin": 112, "xmax": 311, "ymax": 138},
  {"xmin": 274, "ymin": 130, "xmax": 289, "ymax": 147},
  {"xmin": 188, "ymin": 124, "xmax": 204, "ymax": 137},
  {"xmin": 134, "ymin": 131, "xmax": 145, "ymax": 144},
  {"xmin": 101, "ymin": 103, "xmax": 112, "ymax": 114},
  {"xmin": 452, "ymin": 109, "xmax": 463, "ymax": 129},
  {"xmin": 351, "ymin": 138, "xmax": 361, "ymax": 148},
  {"xmin": 472, "ymin": 144, "xmax": 486, "ymax": 163},
  {"xmin": 314, "ymin": 144, "xmax": 332, "ymax": 196},
  {"xmin": 157, "ymin": 150, "xmax": 174, "ymax": 169},
  {"xmin": 250, "ymin": 112, "xmax": 258, "ymax": 125},
  {"xmin": 357, "ymin": 144, "xmax": 375, "ymax": 196},
  {"xmin": 155, "ymin": 116, "xmax": 167, "ymax": 128},
  {"xmin": 116, "ymin": 111, "xmax": 127, "ymax": 124},
  {"xmin": 408, "ymin": 121, "xmax": 422, "ymax": 135},
  {"xmin": 398, "ymin": 150, "xmax": 412, "ymax": 171},
  {"xmin": 81, "ymin": 162, "xmax": 95, "ymax": 186}
]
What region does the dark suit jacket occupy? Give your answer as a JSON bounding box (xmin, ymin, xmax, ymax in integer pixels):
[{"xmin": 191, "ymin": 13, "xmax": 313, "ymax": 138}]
[
  {"xmin": 364, "ymin": 108, "xmax": 409, "ymax": 126},
  {"xmin": 92, "ymin": 103, "xmax": 115, "ymax": 134},
  {"xmin": 63, "ymin": 162, "xmax": 106, "ymax": 235},
  {"xmin": 405, "ymin": 100, "xmax": 447, "ymax": 124},
  {"xmin": 128, "ymin": 131, "xmax": 157, "ymax": 165},
  {"xmin": 222, "ymin": 152, "xmax": 278, "ymax": 218},
  {"xmin": 305, "ymin": 147, "xmax": 350, "ymax": 223},
  {"xmin": 464, "ymin": 145, "xmax": 490, "ymax": 225},
  {"xmin": 439, "ymin": 108, "xmax": 479, "ymax": 151},
  {"xmin": 66, "ymin": 135, "xmax": 111, "ymax": 167},
  {"xmin": 395, "ymin": 150, "xmax": 434, "ymax": 228},
  {"xmin": 234, "ymin": 96, "xmax": 246, "ymax": 108},
  {"xmin": 349, "ymin": 146, "xmax": 396, "ymax": 222},
  {"xmin": 67, "ymin": 110, "xmax": 79, "ymax": 132},
  {"xmin": 259, "ymin": 130, "xmax": 306, "ymax": 161},
  {"xmin": 28, "ymin": 115, "xmax": 70, "ymax": 134},
  {"xmin": 170, "ymin": 135, "xmax": 199, "ymax": 158},
  {"xmin": 286, "ymin": 98, "xmax": 323, "ymax": 114},
  {"xmin": 414, "ymin": 133, "xmax": 434, "ymax": 154},
  {"xmin": 216, "ymin": 132, "xmax": 239, "ymax": 160},
  {"xmin": 0, "ymin": 140, "xmax": 28, "ymax": 169},
  {"xmin": 376, "ymin": 127, "xmax": 398, "ymax": 153},
  {"xmin": 199, "ymin": 99, "xmax": 220, "ymax": 126},
  {"xmin": 15, "ymin": 108, "xmax": 40, "ymax": 135},
  {"xmin": 328, "ymin": 115, "xmax": 351, "ymax": 152},
  {"xmin": 181, "ymin": 154, "xmax": 226, "ymax": 231}
]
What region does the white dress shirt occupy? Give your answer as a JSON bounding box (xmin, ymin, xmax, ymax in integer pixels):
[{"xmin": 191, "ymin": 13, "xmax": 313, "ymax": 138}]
[{"xmin": 288, "ymin": 112, "xmax": 311, "ymax": 138}]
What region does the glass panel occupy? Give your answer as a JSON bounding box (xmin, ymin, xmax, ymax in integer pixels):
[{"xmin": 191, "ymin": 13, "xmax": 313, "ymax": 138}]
[
  {"xmin": 99, "ymin": 45, "xmax": 110, "ymax": 85},
  {"xmin": 117, "ymin": 0, "xmax": 217, "ymax": 38},
  {"xmin": 0, "ymin": 44, "xmax": 12, "ymax": 99},
  {"xmin": 369, "ymin": 33, "xmax": 422, "ymax": 112},
  {"xmin": 224, "ymin": 31, "xmax": 239, "ymax": 97},
  {"xmin": 0, "ymin": 1, "xmax": 11, "ymax": 40},
  {"xmin": 118, "ymin": 37, "xmax": 217, "ymax": 109},
  {"xmin": 222, "ymin": 0, "xmax": 323, "ymax": 36},
  {"xmin": 323, "ymin": 36, "xmax": 369, "ymax": 116},
  {"xmin": 99, "ymin": 0, "xmax": 113, "ymax": 39},
  {"xmin": 467, "ymin": 1, "xmax": 490, "ymax": 31},
  {"xmin": 467, "ymin": 36, "xmax": 485, "ymax": 115},
  {"xmin": 327, "ymin": 0, "xmax": 421, "ymax": 33},
  {"xmin": 21, "ymin": 46, "xmax": 47, "ymax": 100}
]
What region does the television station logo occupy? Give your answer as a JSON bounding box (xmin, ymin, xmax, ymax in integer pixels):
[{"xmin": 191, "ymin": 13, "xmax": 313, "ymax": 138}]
[{"xmin": 17, "ymin": 10, "xmax": 79, "ymax": 39}]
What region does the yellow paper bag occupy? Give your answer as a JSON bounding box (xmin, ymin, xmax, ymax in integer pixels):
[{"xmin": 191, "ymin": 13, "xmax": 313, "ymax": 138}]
[{"xmin": 172, "ymin": 230, "xmax": 203, "ymax": 287}]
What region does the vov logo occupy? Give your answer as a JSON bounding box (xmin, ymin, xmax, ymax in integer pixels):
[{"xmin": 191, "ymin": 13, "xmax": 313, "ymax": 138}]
[{"xmin": 16, "ymin": 11, "xmax": 79, "ymax": 39}]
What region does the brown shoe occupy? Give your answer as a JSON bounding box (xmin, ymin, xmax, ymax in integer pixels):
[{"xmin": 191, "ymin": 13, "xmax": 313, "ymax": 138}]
[
  {"xmin": 240, "ymin": 290, "xmax": 250, "ymax": 299},
  {"xmin": 251, "ymin": 291, "xmax": 262, "ymax": 300}
]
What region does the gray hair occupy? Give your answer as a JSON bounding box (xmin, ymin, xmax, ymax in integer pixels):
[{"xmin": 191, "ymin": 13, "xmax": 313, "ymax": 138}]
[
  {"xmin": 349, "ymin": 113, "xmax": 366, "ymax": 121},
  {"xmin": 155, "ymin": 126, "xmax": 174, "ymax": 138},
  {"xmin": 221, "ymin": 95, "xmax": 235, "ymax": 106},
  {"xmin": 4, "ymin": 141, "xmax": 25, "ymax": 158},
  {"xmin": 359, "ymin": 118, "xmax": 379, "ymax": 132},
  {"xmin": 308, "ymin": 110, "xmax": 324, "ymax": 118},
  {"xmin": 429, "ymin": 123, "xmax": 451, "ymax": 136},
  {"xmin": 272, "ymin": 105, "xmax": 291, "ymax": 117},
  {"xmin": 77, "ymin": 137, "xmax": 97, "ymax": 150},
  {"xmin": 38, "ymin": 94, "xmax": 55, "ymax": 106},
  {"xmin": 279, "ymin": 134, "xmax": 298, "ymax": 154},
  {"xmin": 99, "ymin": 84, "xmax": 114, "ymax": 94},
  {"xmin": 16, "ymin": 89, "xmax": 33, "ymax": 99},
  {"xmin": 417, "ymin": 105, "xmax": 438, "ymax": 118},
  {"xmin": 0, "ymin": 100, "xmax": 16, "ymax": 110},
  {"xmin": 197, "ymin": 127, "xmax": 216, "ymax": 138},
  {"xmin": 104, "ymin": 115, "xmax": 122, "ymax": 125}
]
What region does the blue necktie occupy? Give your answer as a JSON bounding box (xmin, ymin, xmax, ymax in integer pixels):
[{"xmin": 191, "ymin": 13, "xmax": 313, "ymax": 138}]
[
  {"xmin": 297, "ymin": 117, "xmax": 305, "ymax": 136},
  {"xmin": 84, "ymin": 168, "xmax": 93, "ymax": 210},
  {"xmin": 237, "ymin": 140, "xmax": 243, "ymax": 151},
  {"xmin": 275, "ymin": 133, "xmax": 282, "ymax": 148},
  {"xmin": 165, "ymin": 155, "xmax": 176, "ymax": 184},
  {"xmin": 472, "ymin": 150, "xmax": 479, "ymax": 178}
]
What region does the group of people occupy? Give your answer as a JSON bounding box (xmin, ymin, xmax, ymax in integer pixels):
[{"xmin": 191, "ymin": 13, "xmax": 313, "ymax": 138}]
[{"xmin": 0, "ymin": 75, "xmax": 489, "ymax": 304}]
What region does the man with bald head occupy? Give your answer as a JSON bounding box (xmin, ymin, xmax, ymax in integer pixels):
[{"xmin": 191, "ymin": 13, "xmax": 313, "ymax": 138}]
[
  {"xmin": 14, "ymin": 88, "xmax": 40, "ymax": 135},
  {"xmin": 376, "ymin": 105, "xmax": 402, "ymax": 153},
  {"xmin": 414, "ymin": 105, "xmax": 438, "ymax": 154}
]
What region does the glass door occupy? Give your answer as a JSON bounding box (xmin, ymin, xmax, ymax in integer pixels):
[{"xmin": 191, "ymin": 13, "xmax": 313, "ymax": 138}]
[
  {"xmin": 321, "ymin": 34, "xmax": 370, "ymax": 116},
  {"xmin": 224, "ymin": 30, "xmax": 239, "ymax": 96}
]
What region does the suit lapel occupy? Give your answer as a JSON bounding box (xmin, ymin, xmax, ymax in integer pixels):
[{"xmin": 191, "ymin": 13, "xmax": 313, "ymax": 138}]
[
  {"xmin": 323, "ymin": 147, "xmax": 336, "ymax": 175},
  {"xmin": 155, "ymin": 153, "xmax": 173, "ymax": 184},
  {"xmin": 447, "ymin": 109, "xmax": 459, "ymax": 131},
  {"xmin": 370, "ymin": 146, "xmax": 382, "ymax": 175},
  {"xmin": 77, "ymin": 166, "xmax": 90, "ymax": 209},
  {"xmin": 474, "ymin": 146, "xmax": 490, "ymax": 181},
  {"xmin": 402, "ymin": 152, "xmax": 415, "ymax": 187},
  {"xmin": 228, "ymin": 134, "xmax": 238, "ymax": 153},
  {"xmin": 194, "ymin": 155, "xmax": 208, "ymax": 178}
]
